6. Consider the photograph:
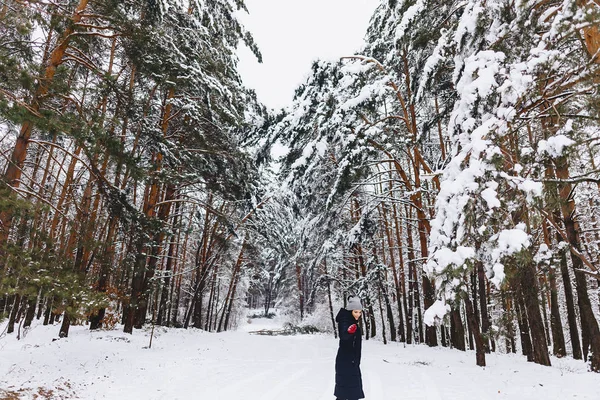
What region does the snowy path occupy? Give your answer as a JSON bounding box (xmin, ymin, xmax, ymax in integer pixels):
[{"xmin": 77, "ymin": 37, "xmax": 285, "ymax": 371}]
[{"xmin": 1, "ymin": 320, "xmax": 599, "ymax": 399}]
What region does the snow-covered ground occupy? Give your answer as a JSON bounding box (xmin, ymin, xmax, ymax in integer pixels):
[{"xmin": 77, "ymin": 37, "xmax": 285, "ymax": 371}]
[{"xmin": 1, "ymin": 316, "xmax": 598, "ymax": 399}]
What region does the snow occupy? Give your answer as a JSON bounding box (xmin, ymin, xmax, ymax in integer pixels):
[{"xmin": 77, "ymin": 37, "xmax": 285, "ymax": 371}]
[
  {"xmin": 427, "ymin": 246, "xmax": 476, "ymax": 274},
  {"xmin": 481, "ymin": 182, "xmax": 501, "ymax": 209},
  {"xmin": 491, "ymin": 227, "xmax": 531, "ymax": 261},
  {"xmin": 537, "ymin": 134, "xmax": 576, "ymax": 158},
  {"xmin": 424, "ymin": 299, "xmax": 450, "ymax": 326},
  {"xmin": 2, "ymin": 317, "xmax": 599, "ymax": 399}
]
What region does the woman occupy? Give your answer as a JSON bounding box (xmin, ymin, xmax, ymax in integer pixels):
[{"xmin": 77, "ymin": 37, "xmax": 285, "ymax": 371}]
[{"xmin": 334, "ymin": 296, "xmax": 365, "ymax": 400}]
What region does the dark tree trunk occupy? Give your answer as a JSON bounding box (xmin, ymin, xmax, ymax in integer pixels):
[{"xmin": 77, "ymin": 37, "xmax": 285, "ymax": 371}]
[
  {"xmin": 23, "ymin": 297, "xmax": 36, "ymax": 328},
  {"xmin": 412, "ymin": 266, "xmax": 423, "ymax": 343},
  {"xmin": 501, "ymin": 291, "xmax": 517, "ymax": 354},
  {"xmin": 223, "ymin": 272, "xmax": 240, "ymax": 332},
  {"xmin": 378, "ymin": 288, "xmax": 388, "ymax": 345},
  {"xmin": 380, "ymin": 278, "xmax": 396, "ymax": 342},
  {"xmin": 539, "ymin": 277, "xmax": 552, "ymax": 346},
  {"xmin": 362, "ymin": 308, "xmax": 370, "ymax": 340},
  {"xmin": 124, "ymin": 239, "xmax": 147, "ymax": 333},
  {"xmin": 464, "ymin": 296, "xmax": 486, "ymax": 367},
  {"xmin": 192, "ymin": 286, "xmax": 203, "ymax": 329},
  {"xmin": 440, "ymin": 325, "xmax": 448, "ymax": 347},
  {"xmin": 204, "ymin": 268, "xmax": 217, "ymax": 331},
  {"xmin": 90, "ymin": 219, "xmax": 117, "ymax": 330},
  {"xmin": 422, "ymin": 274, "xmax": 436, "ymax": 346},
  {"xmin": 520, "ymin": 262, "xmax": 551, "ymax": 366},
  {"xmin": 295, "ymin": 261, "xmax": 304, "ymax": 320},
  {"xmin": 90, "ymin": 308, "xmax": 106, "ymax": 331},
  {"xmin": 59, "ymin": 311, "xmax": 70, "ymax": 338},
  {"xmin": 477, "ymin": 261, "xmax": 492, "ymax": 353},
  {"xmin": 450, "ymin": 307, "xmax": 466, "ymax": 351},
  {"xmin": 406, "ymin": 268, "xmax": 414, "ymax": 344},
  {"xmin": 549, "ymin": 267, "xmax": 567, "ymax": 357},
  {"xmin": 471, "ymin": 271, "xmax": 479, "ymax": 330},
  {"xmin": 170, "ymin": 274, "xmax": 180, "ymax": 327},
  {"xmin": 327, "ymin": 276, "xmax": 337, "ymax": 339},
  {"xmin": 36, "ymin": 294, "xmax": 44, "ymax": 320},
  {"xmin": 90, "ymin": 258, "xmax": 111, "ymax": 330},
  {"xmin": 557, "ymin": 245, "xmax": 582, "ymax": 359},
  {"xmin": 0, "ymin": 295, "xmax": 6, "ymax": 316},
  {"xmin": 368, "ymin": 303, "xmax": 376, "ymax": 339},
  {"xmin": 466, "ymin": 306, "xmax": 475, "ymax": 351},
  {"xmin": 574, "ymin": 270, "xmax": 600, "ymax": 371},
  {"xmin": 515, "ymin": 289, "xmax": 534, "ymax": 361},
  {"xmin": 7, "ymin": 294, "xmax": 21, "ymax": 334},
  {"xmin": 43, "ymin": 297, "xmax": 53, "ymax": 326},
  {"xmin": 539, "ymin": 279, "xmax": 552, "ymax": 346}
]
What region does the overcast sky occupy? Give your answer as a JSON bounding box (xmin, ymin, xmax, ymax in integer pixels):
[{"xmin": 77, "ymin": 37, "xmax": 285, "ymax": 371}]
[{"xmin": 236, "ymin": 0, "xmax": 380, "ymax": 111}]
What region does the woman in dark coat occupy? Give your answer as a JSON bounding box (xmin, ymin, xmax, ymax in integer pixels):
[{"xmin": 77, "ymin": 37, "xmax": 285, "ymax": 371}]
[{"xmin": 334, "ymin": 296, "xmax": 365, "ymax": 400}]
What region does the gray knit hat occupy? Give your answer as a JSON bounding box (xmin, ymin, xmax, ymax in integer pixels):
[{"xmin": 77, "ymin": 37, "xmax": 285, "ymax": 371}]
[{"xmin": 346, "ymin": 296, "xmax": 363, "ymax": 311}]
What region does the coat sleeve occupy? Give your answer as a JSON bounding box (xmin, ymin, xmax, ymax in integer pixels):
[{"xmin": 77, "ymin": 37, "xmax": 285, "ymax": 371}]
[{"xmin": 338, "ymin": 320, "xmax": 356, "ymax": 342}]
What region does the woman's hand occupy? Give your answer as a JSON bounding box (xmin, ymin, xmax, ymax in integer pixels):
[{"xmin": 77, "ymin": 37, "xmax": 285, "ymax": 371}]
[{"xmin": 347, "ymin": 324, "xmax": 357, "ymax": 334}]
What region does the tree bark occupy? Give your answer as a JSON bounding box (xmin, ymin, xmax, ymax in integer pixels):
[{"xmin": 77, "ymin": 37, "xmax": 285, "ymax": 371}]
[
  {"xmin": 380, "ymin": 202, "xmax": 399, "ymax": 342},
  {"xmin": 515, "ymin": 289, "xmax": 533, "ymax": 361},
  {"xmin": 464, "ymin": 295, "xmax": 486, "ymax": 367},
  {"xmin": 450, "ymin": 307, "xmax": 466, "ymax": 351},
  {"xmin": 7, "ymin": 294, "xmax": 21, "ymax": 334},
  {"xmin": 476, "ymin": 261, "xmax": 492, "ymax": 353},
  {"xmin": 59, "ymin": 309, "xmax": 71, "ymax": 338},
  {"xmin": 554, "ymin": 155, "xmax": 600, "ymax": 371},
  {"xmin": 519, "ymin": 261, "xmax": 551, "ymax": 366},
  {"xmin": 218, "ymin": 238, "xmax": 245, "ymax": 332},
  {"xmin": 23, "ymin": 297, "xmax": 36, "ymax": 328}
]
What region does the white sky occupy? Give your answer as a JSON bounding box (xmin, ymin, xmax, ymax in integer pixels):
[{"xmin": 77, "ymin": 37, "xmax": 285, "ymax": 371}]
[{"xmin": 236, "ymin": 0, "xmax": 380, "ymax": 111}]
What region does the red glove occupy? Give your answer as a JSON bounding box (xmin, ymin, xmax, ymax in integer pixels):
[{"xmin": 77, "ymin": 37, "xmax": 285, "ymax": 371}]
[{"xmin": 347, "ymin": 324, "xmax": 357, "ymax": 334}]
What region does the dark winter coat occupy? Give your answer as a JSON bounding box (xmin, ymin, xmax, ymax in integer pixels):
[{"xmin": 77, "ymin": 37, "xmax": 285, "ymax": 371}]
[{"xmin": 334, "ymin": 308, "xmax": 365, "ymax": 400}]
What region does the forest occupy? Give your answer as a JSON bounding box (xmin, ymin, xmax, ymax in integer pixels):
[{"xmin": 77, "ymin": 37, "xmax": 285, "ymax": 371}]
[{"xmin": 1, "ymin": 0, "xmax": 600, "ymax": 375}]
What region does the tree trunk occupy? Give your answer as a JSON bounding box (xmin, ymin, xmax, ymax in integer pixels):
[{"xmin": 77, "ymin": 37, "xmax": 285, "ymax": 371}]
[
  {"xmin": 476, "ymin": 261, "xmax": 492, "ymax": 353},
  {"xmin": 549, "ymin": 266, "xmax": 567, "ymax": 357},
  {"xmin": 390, "ymin": 178, "xmax": 408, "ymax": 343},
  {"xmin": 157, "ymin": 202, "xmax": 181, "ymax": 326},
  {"xmin": 440, "ymin": 325, "xmax": 448, "ymax": 347},
  {"xmin": 542, "ymin": 219, "xmax": 567, "ymax": 357},
  {"xmin": 515, "ymin": 288, "xmax": 534, "ymax": 361},
  {"xmin": 59, "ymin": 310, "xmax": 71, "ymax": 338},
  {"xmin": 295, "ymin": 261, "xmax": 304, "ymax": 320},
  {"xmin": 23, "ymin": 297, "xmax": 36, "ymax": 328},
  {"xmin": 380, "ymin": 277, "xmax": 396, "ymax": 342},
  {"xmin": 378, "ymin": 285, "xmax": 388, "ymax": 345},
  {"xmin": 405, "ymin": 213, "xmax": 420, "ymax": 343},
  {"xmin": 327, "ymin": 274, "xmax": 337, "ymax": 338},
  {"xmin": 554, "ymin": 155, "xmax": 600, "ymax": 371},
  {"xmin": 501, "ymin": 291, "xmax": 516, "ymax": 353},
  {"xmin": 450, "ymin": 307, "xmax": 466, "ymax": 351},
  {"xmin": 539, "ymin": 276, "xmax": 552, "ymax": 346},
  {"xmin": 520, "ymin": 261, "xmax": 551, "ymax": 366},
  {"xmin": 43, "ymin": 297, "xmax": 53, "ymax": 326},
  {"xmin": 218, "ymin": 238, "xmax": 246, "ymax": 332},
  {"xmin": 35, "ymin": 293, "xmax": 44, "ymax": 321},
  {"xmin": 136, "ymin": 184, "xmax": 176, "ymax": 326},
  {"xmin": 464, "ymin": 295, "xmax": 486, "ymax": 367},
  {"xmin": 379, "ymin": 203, "xmax": 399, "ymax": 342},
  {"xmin": 559, "ymin": 241, "xmax": 583, "ymax": 359},
  {"xmin": 7, "ymin": 294, "xmax": 21, "ymax": 334}
]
